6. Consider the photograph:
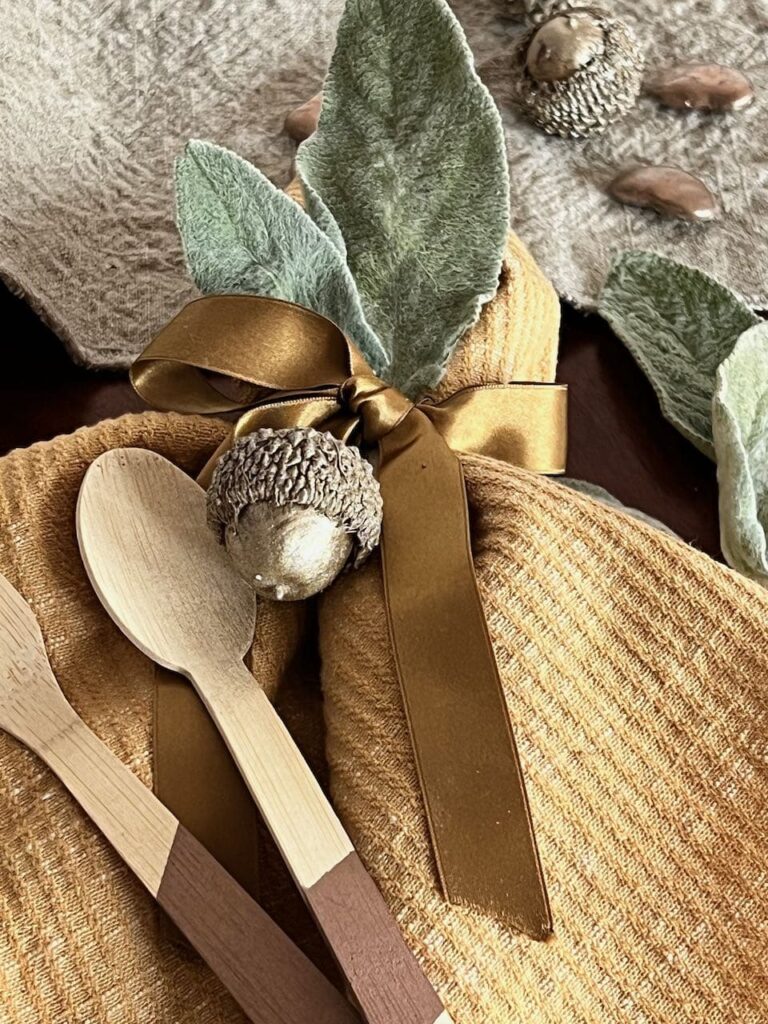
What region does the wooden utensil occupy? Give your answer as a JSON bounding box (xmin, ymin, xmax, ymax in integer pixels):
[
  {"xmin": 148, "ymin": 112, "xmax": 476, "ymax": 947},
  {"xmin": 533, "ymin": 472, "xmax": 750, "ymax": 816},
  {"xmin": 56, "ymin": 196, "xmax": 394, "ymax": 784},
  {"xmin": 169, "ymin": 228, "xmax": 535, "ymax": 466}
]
[
  {"xmin": 0, "ymin": 571, "xmax": 358, "ymax": 1024},
  {"xmin": 77, "ymin": 448, "xmax": 450, "ymax": 1024}
]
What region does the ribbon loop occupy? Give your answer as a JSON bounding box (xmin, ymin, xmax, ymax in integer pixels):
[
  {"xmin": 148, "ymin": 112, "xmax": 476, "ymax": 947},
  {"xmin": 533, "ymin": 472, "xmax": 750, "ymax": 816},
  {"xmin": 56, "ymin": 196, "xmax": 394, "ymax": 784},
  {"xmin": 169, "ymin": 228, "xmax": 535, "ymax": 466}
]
[{"xmin": 340, "ymin": 375, "xmax": 415, "ymax": 445}]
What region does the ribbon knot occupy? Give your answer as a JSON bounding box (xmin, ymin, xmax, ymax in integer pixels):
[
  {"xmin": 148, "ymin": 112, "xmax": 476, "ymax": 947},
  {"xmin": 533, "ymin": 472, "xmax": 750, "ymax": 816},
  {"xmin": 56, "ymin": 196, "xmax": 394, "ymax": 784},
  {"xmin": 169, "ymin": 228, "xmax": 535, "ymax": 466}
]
[
  {"xmin": 340, "ymin": 375, "xmax": 415, "ymax": 445},
  {"xmin": 131, "ymin": 293, "xmax": 567, "ymax": 939}
]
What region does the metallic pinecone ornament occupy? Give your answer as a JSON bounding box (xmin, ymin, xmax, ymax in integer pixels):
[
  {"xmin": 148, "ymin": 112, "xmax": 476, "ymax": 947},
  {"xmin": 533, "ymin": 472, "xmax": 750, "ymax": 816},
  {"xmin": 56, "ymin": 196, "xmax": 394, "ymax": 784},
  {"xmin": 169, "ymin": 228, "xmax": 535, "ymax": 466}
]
[
  {"xmin": 512, "ymin": 4, "xmax": 644, "ymax": 138},
  {"xmin": 208, "ymin": 427, "xmax": 383, "ymax": 589}
]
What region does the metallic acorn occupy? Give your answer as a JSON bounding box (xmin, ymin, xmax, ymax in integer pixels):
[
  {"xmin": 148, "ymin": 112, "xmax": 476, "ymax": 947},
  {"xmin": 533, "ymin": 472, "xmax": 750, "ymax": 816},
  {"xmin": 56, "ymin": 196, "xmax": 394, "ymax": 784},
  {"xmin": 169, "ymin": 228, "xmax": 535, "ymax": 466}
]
[
  {"xmin": 206, "ymin": 427, "xmax": 383, "ymax": 602},
  {"xmin": 224, "ymin": 502, "xmax": 353, "ymax": 601},
  {"xmin": 513, "ymin": 5, "xmax": 644, "ymax": 138}
]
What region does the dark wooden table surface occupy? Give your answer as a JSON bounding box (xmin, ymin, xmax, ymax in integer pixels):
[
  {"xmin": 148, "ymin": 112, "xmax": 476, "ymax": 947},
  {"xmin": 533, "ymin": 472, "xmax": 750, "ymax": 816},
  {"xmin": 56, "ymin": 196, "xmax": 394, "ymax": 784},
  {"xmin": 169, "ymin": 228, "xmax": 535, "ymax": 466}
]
[{"xmin": 0, "ymin": 283, "xmax": 721, "ymax": 560}]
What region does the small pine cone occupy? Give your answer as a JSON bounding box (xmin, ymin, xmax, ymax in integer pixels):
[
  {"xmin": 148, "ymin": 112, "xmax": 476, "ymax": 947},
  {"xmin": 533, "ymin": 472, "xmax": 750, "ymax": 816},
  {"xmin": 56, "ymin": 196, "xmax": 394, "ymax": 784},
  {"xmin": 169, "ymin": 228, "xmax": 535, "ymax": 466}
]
[
  {"xmin": 512, "ymin": 9, "xmax": 644, "ymax": 138},
  {"xmin": 207, "ymin": 427, "xmax": 383, "ymax": 570}
]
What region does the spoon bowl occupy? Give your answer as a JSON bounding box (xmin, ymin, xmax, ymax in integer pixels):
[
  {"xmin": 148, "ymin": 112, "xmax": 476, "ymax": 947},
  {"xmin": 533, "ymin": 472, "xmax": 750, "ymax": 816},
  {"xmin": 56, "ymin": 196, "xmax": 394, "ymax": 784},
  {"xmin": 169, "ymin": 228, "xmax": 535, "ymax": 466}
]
[{"xmin": 77, "ymin": 447, "xmax": 256, "ymax": 676}]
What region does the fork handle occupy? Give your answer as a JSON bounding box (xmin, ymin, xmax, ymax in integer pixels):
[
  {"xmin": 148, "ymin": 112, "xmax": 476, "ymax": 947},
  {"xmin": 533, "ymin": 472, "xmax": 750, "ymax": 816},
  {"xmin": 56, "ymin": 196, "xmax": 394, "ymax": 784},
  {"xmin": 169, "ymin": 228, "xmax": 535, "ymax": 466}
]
[
  {"xmin": 192, "ymin": 660, "xmax": 449, "ymax": 1024},
  {"xmin": 29, "ymin": 702, "xmax": 358, "ymax": 1024}
]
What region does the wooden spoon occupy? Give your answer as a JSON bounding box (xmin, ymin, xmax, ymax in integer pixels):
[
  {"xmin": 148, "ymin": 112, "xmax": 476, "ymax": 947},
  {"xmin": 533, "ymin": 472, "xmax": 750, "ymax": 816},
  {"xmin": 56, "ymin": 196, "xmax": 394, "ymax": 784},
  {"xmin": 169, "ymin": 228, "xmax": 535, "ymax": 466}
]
[
  {"xmin": 0, "ymin": 571, "xmax": 358, "ymax": 1024},
  {"xmin": 77, "ymin": 448, "xmax": 450, "ymax": 1024}
]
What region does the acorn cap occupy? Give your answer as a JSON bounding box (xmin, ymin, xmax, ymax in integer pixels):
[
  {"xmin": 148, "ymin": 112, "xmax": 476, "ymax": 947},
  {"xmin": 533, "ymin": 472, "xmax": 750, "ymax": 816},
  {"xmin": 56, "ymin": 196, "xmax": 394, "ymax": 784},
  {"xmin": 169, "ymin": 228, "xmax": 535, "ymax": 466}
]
[
  {"xmin": 207, "ymin": 428, "xmax": 383, "ymax": 570},
  {"xmin": 507, "ymin": 0, "xmax": 591, "ymax": 26}
]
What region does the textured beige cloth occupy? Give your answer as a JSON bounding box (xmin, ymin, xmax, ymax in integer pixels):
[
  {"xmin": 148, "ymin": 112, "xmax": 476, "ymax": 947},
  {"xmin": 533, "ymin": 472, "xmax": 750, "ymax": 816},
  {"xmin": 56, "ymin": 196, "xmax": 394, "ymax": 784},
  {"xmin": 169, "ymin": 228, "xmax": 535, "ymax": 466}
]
[
  {"xmin": 1, "ymin": 0, "xmax": 345, "ymax": 368},
  {"xmin": 1, "ymin": 231, "xmax": 767, "ymax": 1022},
  {"xmin": 321, "ymin": 462, "xmax": 768, "ymax": 1022},
  {"xmin": 4, "ymin": 0, "xmax": 765, "ymax": 369}
]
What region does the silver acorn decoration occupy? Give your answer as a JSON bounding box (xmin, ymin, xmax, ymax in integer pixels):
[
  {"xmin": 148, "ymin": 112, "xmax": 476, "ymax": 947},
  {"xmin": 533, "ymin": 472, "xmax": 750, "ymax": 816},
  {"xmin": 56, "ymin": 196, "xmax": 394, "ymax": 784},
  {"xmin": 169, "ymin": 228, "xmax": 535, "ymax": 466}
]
[
  {"xmin": 207, "ymin": 427, "xmax": 383, "ymax": 602},
  {"xmin": 512, "ymin": 3, "xmax": 644, "ymax": 138}
]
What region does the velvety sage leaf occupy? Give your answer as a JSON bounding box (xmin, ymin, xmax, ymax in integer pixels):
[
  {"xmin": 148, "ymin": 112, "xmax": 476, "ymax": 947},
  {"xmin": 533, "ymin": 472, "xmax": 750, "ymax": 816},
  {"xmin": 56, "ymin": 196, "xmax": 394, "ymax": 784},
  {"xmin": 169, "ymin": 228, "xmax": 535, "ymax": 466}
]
[
  {"xmin": 298, "ymin": 171, "xmax": 347, "ymax": 256},
  {"xmin": 712, "ymin": 323, "xmax": 768, "ymax": 584},
  {"xmin": 297, "ymin": 0, "xmax": 509, "ymax": 398},
  {"xmin": 599, "ymin": 252, "xmax": 759, "ymax": 459},
  {"xmin": 559, "ymin": 479, "xmax": 679, "ymax": 539},
  {"xmin": 175, "ymin": 140, "xmax": 383, "ymax": 364}
]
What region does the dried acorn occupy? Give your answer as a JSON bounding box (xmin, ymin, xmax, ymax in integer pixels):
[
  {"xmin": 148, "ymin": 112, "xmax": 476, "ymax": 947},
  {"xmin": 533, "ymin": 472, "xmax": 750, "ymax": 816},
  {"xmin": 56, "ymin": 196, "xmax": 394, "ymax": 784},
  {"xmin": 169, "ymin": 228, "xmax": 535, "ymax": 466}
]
[
  {"xmin": 207, "ymin": 427, "xmax": 383, "ymax": 602},
  {"xmin": 512, "ymin": 4, "xmax": 644, "ymax": 138}
]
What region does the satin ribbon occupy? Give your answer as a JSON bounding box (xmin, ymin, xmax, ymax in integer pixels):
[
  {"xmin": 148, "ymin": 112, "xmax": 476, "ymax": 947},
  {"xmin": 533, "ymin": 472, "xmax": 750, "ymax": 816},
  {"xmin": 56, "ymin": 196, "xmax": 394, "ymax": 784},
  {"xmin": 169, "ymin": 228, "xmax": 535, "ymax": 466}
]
[{"xmin": 132, "ymin": 294, "xmax": 567, "ymax": 938}]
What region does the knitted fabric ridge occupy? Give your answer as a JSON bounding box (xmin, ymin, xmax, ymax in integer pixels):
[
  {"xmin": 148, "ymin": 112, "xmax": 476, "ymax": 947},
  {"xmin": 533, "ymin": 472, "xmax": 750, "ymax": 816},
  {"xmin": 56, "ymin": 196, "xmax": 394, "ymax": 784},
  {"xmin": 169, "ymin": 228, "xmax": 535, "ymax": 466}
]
[{"xmin": 321, "ymin": 458, "xmax": 768, "ymax": 1021}]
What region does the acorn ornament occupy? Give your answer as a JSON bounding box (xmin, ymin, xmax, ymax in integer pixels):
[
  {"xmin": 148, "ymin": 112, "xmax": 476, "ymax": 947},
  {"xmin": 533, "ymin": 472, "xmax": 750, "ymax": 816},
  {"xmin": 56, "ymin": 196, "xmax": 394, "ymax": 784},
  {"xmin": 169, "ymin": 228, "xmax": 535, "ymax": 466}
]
[
  {"xmin": 511, "ymin": 2, "xmax": 644, "ymax": 138},
  {"xmin": 206, "ymin": 428, "xmax": 383, "ymax": 602}
]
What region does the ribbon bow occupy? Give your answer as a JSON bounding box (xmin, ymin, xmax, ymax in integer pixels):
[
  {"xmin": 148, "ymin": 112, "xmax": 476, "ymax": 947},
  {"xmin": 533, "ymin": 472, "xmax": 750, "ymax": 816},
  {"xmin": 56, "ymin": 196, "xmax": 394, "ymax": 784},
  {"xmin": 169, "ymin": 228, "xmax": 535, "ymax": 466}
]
[{"xmin": 132, "ymin": 293, "xmax": 567, "ymax": 939}]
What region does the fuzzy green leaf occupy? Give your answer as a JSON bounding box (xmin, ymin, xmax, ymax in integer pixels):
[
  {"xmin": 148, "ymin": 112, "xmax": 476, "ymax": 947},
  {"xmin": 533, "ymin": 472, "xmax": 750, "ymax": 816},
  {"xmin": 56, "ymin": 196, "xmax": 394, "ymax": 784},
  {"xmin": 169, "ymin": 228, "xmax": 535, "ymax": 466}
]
[
  {"xmin": 297, "ymin": 0, "xmax": 509, "ymax": 398},
  {"xmin": 599, "ymin": 252, "xmax": 759, "ymax": 458},
  {"xmin": 175, "ymin": 140, "xmax": 382, "ymax": 363},
  {"xmin": 298, "ymin": 171, "xmax": 347, "ymax": 256},
  {"xmin": 713, "ymin": 323, "xmax": 768, "ymax": 584},
  {"xmin": 559, "ymin": 479, "xmax": 679, "ymax": 539}
]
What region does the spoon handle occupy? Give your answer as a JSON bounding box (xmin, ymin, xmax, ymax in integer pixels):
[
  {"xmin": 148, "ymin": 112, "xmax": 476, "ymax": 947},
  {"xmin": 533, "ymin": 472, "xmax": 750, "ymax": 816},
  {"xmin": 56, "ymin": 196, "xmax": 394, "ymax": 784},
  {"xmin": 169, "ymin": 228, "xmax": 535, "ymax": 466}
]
[
  {"xmin": 14, "ymin": 692, "xmax": 358, "ymax": 1024},
  {"xmin": 192, "ymin": 660, "xmax": 450, "ymax": 1024}
]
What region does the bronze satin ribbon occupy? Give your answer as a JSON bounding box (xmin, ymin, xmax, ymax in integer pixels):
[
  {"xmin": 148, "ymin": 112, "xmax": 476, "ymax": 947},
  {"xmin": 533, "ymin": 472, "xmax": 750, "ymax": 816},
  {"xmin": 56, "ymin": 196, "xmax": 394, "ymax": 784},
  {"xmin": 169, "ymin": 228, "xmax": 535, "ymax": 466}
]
[{"xmin": 132, "ymin": 294, "xmax": 567, "ymax": 938}]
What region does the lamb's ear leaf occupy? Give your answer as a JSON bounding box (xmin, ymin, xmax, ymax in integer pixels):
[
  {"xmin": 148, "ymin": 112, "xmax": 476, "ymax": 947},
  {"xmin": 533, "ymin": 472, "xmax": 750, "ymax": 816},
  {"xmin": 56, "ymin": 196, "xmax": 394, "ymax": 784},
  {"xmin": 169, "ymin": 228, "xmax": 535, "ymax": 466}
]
[
  {"xmin": 713, "ymin": 323, "xmax": 768, "ymax": 585},
  {"xmin": 559, "ymin": 479, "xmax": 680, "ymax": 539},
  {"xmin": 175, "ymin": 140, "xmax": 384, "ymax": 369},
  {"xmin": 598, "ymin": 251, "xmax": 759, "ymax": 459},
  {"xmin": 298, "ymin": 172, "xmax": 347, "ymax": 256},
  {"xmin": 297, "ymin": 0, "xmax": 509, "ymax": 399}
]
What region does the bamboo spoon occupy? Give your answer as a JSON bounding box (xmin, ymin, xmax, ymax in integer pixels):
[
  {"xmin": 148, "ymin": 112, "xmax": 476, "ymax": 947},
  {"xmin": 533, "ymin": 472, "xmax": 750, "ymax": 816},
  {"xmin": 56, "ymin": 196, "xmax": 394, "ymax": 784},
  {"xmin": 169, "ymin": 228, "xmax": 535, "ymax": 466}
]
[
  {"xmin": 77, "ymin": 448, "xmax": 450, "ymax": 1024},
  {"xmin": 0, "ymin": 571, "xmax": 358, "ymax": 1024}
]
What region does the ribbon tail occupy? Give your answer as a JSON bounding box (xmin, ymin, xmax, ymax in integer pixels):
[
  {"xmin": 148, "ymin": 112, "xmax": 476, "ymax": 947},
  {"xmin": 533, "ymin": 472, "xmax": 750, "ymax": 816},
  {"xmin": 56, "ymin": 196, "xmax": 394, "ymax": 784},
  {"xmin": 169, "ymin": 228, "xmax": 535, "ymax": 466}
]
[{"xmin": 378, "ymin": 411, "xmax": 552, "ymax": 939}]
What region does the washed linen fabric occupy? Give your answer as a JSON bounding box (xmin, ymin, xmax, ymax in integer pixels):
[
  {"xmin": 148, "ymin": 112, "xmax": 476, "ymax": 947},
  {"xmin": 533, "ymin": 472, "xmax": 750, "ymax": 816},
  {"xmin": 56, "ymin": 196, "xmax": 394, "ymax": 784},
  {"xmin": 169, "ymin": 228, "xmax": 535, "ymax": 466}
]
[
  {"xmin": 1, "ymin": 233, "xmax": 767, "ymax": 1022},
  {"xmin": 0, "ymin": 0, "xmax": 346, "ymax": 367},
  {"xmin": 3, "ymin": 0, "xmax": 766, "ymax": 369}
]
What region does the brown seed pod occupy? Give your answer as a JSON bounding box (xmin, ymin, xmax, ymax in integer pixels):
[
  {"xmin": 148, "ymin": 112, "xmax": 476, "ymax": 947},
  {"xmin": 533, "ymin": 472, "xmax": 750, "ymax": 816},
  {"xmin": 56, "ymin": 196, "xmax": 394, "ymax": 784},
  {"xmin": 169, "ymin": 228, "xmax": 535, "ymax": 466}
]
[{"xmin": 207, "ymin": 428, "xmax": 383, "ymax": 601}]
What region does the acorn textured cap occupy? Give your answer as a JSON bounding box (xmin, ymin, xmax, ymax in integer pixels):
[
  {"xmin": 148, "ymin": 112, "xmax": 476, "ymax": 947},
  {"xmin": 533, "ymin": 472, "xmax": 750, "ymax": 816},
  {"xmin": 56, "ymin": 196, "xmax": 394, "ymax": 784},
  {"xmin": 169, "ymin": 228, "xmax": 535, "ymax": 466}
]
[{"xmin": 207, "ymin": 428, "xmax": 383, "ymax": 569}]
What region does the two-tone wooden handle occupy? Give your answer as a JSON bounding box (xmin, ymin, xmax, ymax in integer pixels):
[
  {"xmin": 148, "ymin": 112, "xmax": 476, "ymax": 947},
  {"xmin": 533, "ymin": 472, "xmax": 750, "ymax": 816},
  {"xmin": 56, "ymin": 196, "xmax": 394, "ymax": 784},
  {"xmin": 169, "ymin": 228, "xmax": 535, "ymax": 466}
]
[
  {"xmin": 191, "ymin": 659, "xmax": 450, "ymax": 1024},
  {"xmin": 13, "ymin": 692, "xmax": 359, "ymax": 1024}
]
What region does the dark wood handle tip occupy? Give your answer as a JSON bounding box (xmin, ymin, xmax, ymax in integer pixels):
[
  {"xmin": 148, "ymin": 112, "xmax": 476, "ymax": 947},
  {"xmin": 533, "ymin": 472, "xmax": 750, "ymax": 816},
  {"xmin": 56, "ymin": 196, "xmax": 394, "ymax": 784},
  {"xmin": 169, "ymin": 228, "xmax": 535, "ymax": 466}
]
[
  {"xmin": 306, "ymin": 852, "xmax": 445, "ymax": 1024},
  {"xmin": 157, "ymin": 826, "xmax": 358, "ymax": 1024}
]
